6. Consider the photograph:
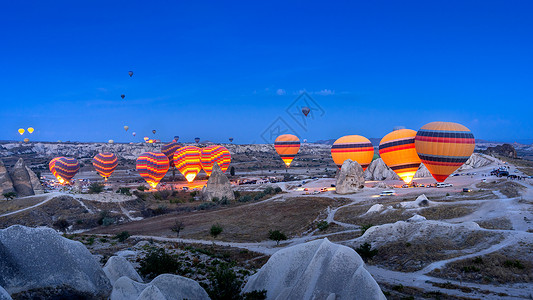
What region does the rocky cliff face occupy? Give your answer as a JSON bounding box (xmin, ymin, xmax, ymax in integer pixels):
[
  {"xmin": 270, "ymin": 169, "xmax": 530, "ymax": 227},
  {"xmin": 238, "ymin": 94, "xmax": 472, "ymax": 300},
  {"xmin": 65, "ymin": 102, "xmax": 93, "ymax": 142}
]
[
  {"xmin": 201, "ymin": 164, "xmax": 235, "ymax": 201},
  {"xmin": 335, "ymin": 159, "xmax": 365, "ymax": 194},
  {"xmin": 483, "ymin": 143, "xmax": 517, "ymax": 158},
  {"xmin": 0, "ymin": 160, "xmax": 15, "ymax": 197},
  {"xmin": 9, "ymin": 158, "xmax": 34, "ymax": 197},
  {"xmin": 364, "ymin": 158, "xmax": 400, "ymax": 181}
]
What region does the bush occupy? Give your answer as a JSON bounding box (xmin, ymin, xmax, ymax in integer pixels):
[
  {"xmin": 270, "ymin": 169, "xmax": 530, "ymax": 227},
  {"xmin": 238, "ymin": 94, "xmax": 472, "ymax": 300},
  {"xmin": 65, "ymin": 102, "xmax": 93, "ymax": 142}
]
[
  {"xmin": 2, "ymin": 192, "xmax": 16, "ymax": 200},
  {"xmin": 254, "ymin": 192, "xmax": 265, "ymax": 201},
  {"xmin": 263, "ymin": 186, "xmax": 274, "ymax": 195},
  {"xmin": 114, "ymin": 231, "xmax": 131, "ymax": 242},
  {"xmin": 233, "ymin": 191, "xmax": 241, "ymax": 199},
  {"xmin": 503, "ymin": 260, "xmax": 525, "ymax": 269},
  {"xmin": 355, "ymin": 242, "xmax": 378, "ymax": 261},
  {"xmin": 198, "ymin": 202, "xmax": 217, "ymax": 210},
  {"xmin": 238, "ymin": 195, "xmax": 253, "ymax": 202},
  {"xmin": 88, "ymin": 182, "xmax": 104, "ymax": 194},
  {"xmin": 274, "ymin": 187, "xmax": 282, "ymax": 193},
  {"xmin": 117, "ymin": 187, "xmax": 131, "ymax": 196},
  {"xmin": 137, "ymin": 185, "xmax": 148, "ymax": 191},
  {"xmin": 153, "ymin": 205, "xmax": 167, "ymax": 215},
  {"xmin": 316, "ymin": 221, "xmax": 330, "ymax": 231},
  {"xmin": 98, "ymin": 210, "xmax": 115, "ymax": 226},
  {"xmin": 360, "ymin": 224, "xmax": 373, "ymax": 235},
  {"xmin": 268, "ymin": 230, "xmax": 287, "ymax": 245},
  {"xmin": 210, "ymin": 224, "xmax": 223, "ymax": 239},
  {"xmin": 53, "ymin": 219, "xmax": 70, "ymax": 233},
  {"xmin": 138, "ymin": 247, "xmax": 181, "ymax": 279},
  {"xmin": 216, "ymin": 196, "xmax": 230, "ymax": 205},
  {"xmin": 243, "ymin": 290, "xmax": 267, "ymax": 300},
  {"xmin": 206, "ymin": 264, "xmax": 242, "ymax": 300},
  {"xmin": 171, "ymin": 220, "xmax": 184, "ymax": 237}
]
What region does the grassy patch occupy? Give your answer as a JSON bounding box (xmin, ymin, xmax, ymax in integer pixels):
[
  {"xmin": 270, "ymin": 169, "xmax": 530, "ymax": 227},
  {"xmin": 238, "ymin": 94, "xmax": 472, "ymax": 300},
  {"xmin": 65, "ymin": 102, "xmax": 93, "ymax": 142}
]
[
  {"xmin": 419, "ymin": 204, "xmax": 478, "ymax": 220},
  {"xmin": 476, "ymin": 217, "xmax": 513, "ymax": 230}
]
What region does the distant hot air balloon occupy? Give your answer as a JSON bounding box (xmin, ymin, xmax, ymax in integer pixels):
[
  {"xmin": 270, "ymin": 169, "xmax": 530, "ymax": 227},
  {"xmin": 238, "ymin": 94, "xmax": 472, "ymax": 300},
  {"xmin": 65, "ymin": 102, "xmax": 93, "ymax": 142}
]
[
  {"xmin": 302, "ymin": 106, "xmax": 310, "ymax": 117},
  {"xmin": 152, "ymin": 130, "xmax": 156, "ymax": 135},
  {"xmin": 133, "ymin": 132, "xmax": 136, "ymax": 137},
  {"xmin": 18, "ymin": 128, "xmax": 25, "ymax": 135},
  {"xmin": 144, "ymin": 136, "xmax": 149, "ymax": 142},
  {"xmin": 173, "ymin": 136, "xmax": 179, "ymax": 142},
  {"xmin": 194, "ymin": 137, "xmax": 200, "ymax": 143},
  {"xmin": 108, "ymin": 140, "xmax": 114, "ymax": 144},
  {"xmin": 274, "ymin": 134, "xmax": 300, "ymax": 167},
  {"xmin": 200, "ymin": 145, "xmax": 231, "ymax": 176},
  {"xmin": 161, "ymin": 141, "xmax": 180, "ymax": 167},
  {"xmin": 49, "ymin": 157, "xmax": 80, "ymax": 184},
  {"xmin": 121, "ymin": 94, "xmax": 125, "ymax": 99},
  {"xmin": 124, "ymin": 126, "xmax": 129, "ymax": 132},
  {"xmin": 174, "ymin": 146, "xmax": 202, "ymax": 182},
  {"xmin": 136, "ymin": 152, "xmax": 169, "ymax": 188},
  {"xmin": 379, "ymin": 129, "xmax": 421, "ymax": 184},
  {"xmin": 229, "ymin": 137, "xmax": 234, "ymax": 143},
  {"xmin": 415, "ymin": 122, "xmax": 475, "ymax": 182},
  {"xmin": 128, "ymin": 71, "xmax": 133, "ymax": 77},
  {"xmin": 303, "ymin": 139, "xmax": 307, "ymax": 143},
  {"xmin": 331, "ymin": 135, "xmax": 374, "ymax": 171},
  {"xmin": 23, "ymin": 138, "xmax": 29, "ymax": 143},
  {"xmin": 92, "ymin": 152, "xmax": 118, "ymax": 180},
  {"xmin": 27, "ymin": 127, "xmax": 34, "ymax": 134}
]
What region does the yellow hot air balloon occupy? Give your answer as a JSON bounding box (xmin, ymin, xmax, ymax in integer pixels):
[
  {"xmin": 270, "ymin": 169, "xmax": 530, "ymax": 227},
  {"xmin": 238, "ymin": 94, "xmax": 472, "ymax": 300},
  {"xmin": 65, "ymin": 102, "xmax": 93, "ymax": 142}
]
[
  {"xmin": 415, "ymin": 122, "xmax": 475, "ymax": 182},
  {"xmin": 108, "ymin": 139, "xmax": 114, "ymax": 144},
  {"xmin": 27, "ymin": 127, "xmax": 34, "ymax": 134},
  {"xmin": 124, "ymin": 126, "xmax": 129, "ymax": 132},
  {"xmin": 24, "ymin": 138, "xmax": 29, "ymax": 143},
  {"xmin": 379, "ymin": 129, "xmax": 421, "ymax": 184},
  {"xmin": 18, "ymin": 128, "xmax": 25, "ymax": 135},
  {"xmin": 331, "ymin": 135, "xmax": 374, "ymax": 171},
  {"xmin": 274, "ymin": 134, "xmax": 300, "ymax": 167}
]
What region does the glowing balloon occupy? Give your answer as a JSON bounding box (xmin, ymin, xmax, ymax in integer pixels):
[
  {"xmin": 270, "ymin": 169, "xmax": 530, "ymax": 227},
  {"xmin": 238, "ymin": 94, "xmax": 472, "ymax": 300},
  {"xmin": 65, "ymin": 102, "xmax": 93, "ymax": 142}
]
[
  {"xmin": 27, "ymin": 127, "xmax": 34, "ymax": 134},
  {"xmin": 302, "ymin": 106, "xmax": 310, "ymax": 116},
  {"xmin": 161, "ymin": 141, "xmax": 180, "ymax": 167},
  {"xmin": 379, "ymin": 129, "xmax": 421, "ymax": 184},
  {"xmin": 121, "ymin": 94, "xmax": 125, "ymax": 99},
  {"xmin": 194, "ymin": 137, "xmax": 200, "ymax": 143},
  {"xmin": 128, "ymin": 71, "xmax": 133, "ymax": 77},
  {"xmin": 173, "ymin": 146, "xmax": 202, "ymax": 182},
  {"xmin": 23, "ymin": 138, "xmax": 29, "ymax": 143},
  {"xmin": 274, "ymin": 134, "xmax": 300, "ymax": 167},
  {"xmin": 136, "ymin": 152, "xmax": 169, "ymax": 188},
  {"xmin": 331, "ymin": 135, "xmax": 374, "ymax": 171},
  {"xmin": 18, "ymin": 128, "xmax": 25, "ymax": 135},
  {"xmin": 92, "ymin": 152, "xmax": 118, "ymax": 180},
  {"xmin": 49, "ymin": 157, "xmax": 80, "ymax": 184},
  {"xmin": 415, "ymin": 122, "xmax": 475, "ymax": 182},
  {"xmin": 200, "ymin": 145, "xmax": 231, "ymax": 176},
  {"xmin": 124, "ymin": 126, "xmax": 129, "ymax": 132}
]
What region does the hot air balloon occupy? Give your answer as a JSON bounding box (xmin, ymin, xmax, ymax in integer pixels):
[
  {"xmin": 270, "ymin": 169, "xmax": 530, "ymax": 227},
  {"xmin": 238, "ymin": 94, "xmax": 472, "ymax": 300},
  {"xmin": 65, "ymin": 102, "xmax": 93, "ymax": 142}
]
[
  {"xmin": 331, "ymin": 135, "xmax": 374, "ymax": 171},
  {"xmin": 128, "ymin": 71, "xmax": 133, "ymax": 77},
  {"xmin": 415, "ymin": 122, "xmax": 475, "ymax": 182},
  {"xmin": 152, "ymin": 130, "xmax": 156, "ymax": 135},
  {"xmin": 23, "ymin": 138, "xmax": 29, "ymax": 143},
  {"xmin": 379, "ymin": 129, "xmax": 421, "ymax": 184},
  {"xmin": 174, "ymin": 146, "xmax": 202, "ymax": 182},
  {"xmin": 173, "ymin": 136, "xmax": 179, "ymax": 142},
  {"xmin": 274, "ymin": 134, "xmax": 300, "ymax": 167},
  {"xmin": 49, "ymin": 157, "xmax": 80, "ymax": 184},
  {"xmin": 133, "ymin": 132, "xmax": 136, "ymax": 137},
  {"xmin": 121, "ymin": 94, "xmax": 125, "ymax": 99},
  {"xmin": 108, "ymin": 140, "xmax": 114, "ymax": 144},
  {"xmin": 27, "ymin": 127, "xmax": 34, "ymax": 134},
  {"xmin": 136, "ymin": 152, "xmax": 169, "ymax": 188},
  {"xmin": 18, "ymin": 128, "xmax": 25, "ymax": 135},
  {"xmin": 229, "ymin": 137, "xmax": 234, "ymax": 143},
  {"xmin": 194, "ymin": 137, "xmax": 200, "ymax": 143},
  {"xmin": 144, "ymin": 136, "xmax": 149, "ymax": 142},
  {"xmin": 124, "ymin": 126, "xmax": 129, "ymax": 132},
  {"xmin": 161, "ymin": 141, "xmax": 180, "ymax": 167},
  {"xmin": 92, "ymin": 152, "xmax": 118, "ymax": 180},
  {"xmin": 200, "ymin": 145, "xmax": 231, "ymax": 176},
  {"xmin": 302, "ymin": 106, "xmax": 310, "ymax": 116}
]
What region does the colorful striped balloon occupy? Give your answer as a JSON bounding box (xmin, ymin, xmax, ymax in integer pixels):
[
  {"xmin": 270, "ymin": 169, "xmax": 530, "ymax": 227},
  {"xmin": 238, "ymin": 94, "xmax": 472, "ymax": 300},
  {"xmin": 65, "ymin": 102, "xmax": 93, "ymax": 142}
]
[
  {"xmin": 331, "ymin": 135, "xmax": 374, "ymax": 170},
  {"xmin": 174, "ymin": 146, "xmax": 202, "ymax": 182},
  {"xmin": 415, "ymin": 122, "xmax": 475, "ymax": 182},
  {"xmin": 92, "ymin": 152, "xmax": 118, "ymax": 180},
  {"xmin": 161, "ymin": 141, "xmax": 181, "ymax": 167},
  {"xmin": 379, "ymin": 129, "xmax": 421, "ymax": 184},
  {"xmin": 200, "ymin": 145, "xmax": 231, "ymax": 176},
  {"xmin": 49, "ymin": 157, "xmax": 80, "ymax": 184},
  {"xmin": 136, "ymin": 152, "xmax": 169, "ymax": 188},
  {"xmin": 274, "ymin": 134, "xmax": 300, "ymax": 167}
]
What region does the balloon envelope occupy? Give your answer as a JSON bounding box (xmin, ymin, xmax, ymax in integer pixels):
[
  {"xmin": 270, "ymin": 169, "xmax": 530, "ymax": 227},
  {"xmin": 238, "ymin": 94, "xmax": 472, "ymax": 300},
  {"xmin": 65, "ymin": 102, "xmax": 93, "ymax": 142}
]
[
  {"xmin": 274, "ymin": 134, "xmax": 300, "ymax": 167},
  {"xmin": 27, "ymin": 127, "xmax": 34, "ymax": 134},
  {"xmin": 200, "ymin": 145, "xmax": 231, "ymax": 176},
  {"xmin": 108, "ymin": 140, "xmax": 114, "ymax": 144},
  {"xmin": 18, "ymin": 128, "xmax": 25, "ymax": 135},
  {"xmin": 133, "ymin": 132, "xmax": 136, "ymax": 137},
  {"xmin": 128, "ymin": 71, "xmax": 133, "ymax": 77},
  {"xmin": 174, "ymin": 136, "xmax": 179, "ymax": 142},
  {"xmin": 92, "ymin": 152, "xmax": 118, "ymax": 180},
  {"xmin": 136, "ymin": 152, "xmax": 169, "ymax": 188},
  {"xmin": 174, "ymin": 146, "xmax": 202, "ymax": 182},
  {"xmin": 152, "ymin": 130, "xmax": 156, "ymax": 134},
  {"xmin": 121, "ymin": 94, "xmax": 125, "ymax": 99},
  {"xmin": 229, "ymin": 137, "xmax": 234, "ymax": 143},
  {"xmin": 49, "ymin": 157, "xmax": 80, "ymax": 184},
  {"xmin": 379, "ymin": 129, "xmax": 421, "ymax": 184},
  {"xmin": 23, "ymin": 138, "xmax": 29, "ymax": 143},
  {"xmin": 331, "ymin": 135, "xmax": 374, "ymax": 171},
  {"xmin": 161, "ymin": 141, "xmax": 180, "ymax": 167},
  {"xmin": 124, "ymin": 126, "xmax": 129, "ymax": 131},
  {"xmin": 194, "ymin": 137, "xmax": 200, "ymax": 143},
  {"xmin": 415, "ymin": 122, "xmax": 475, "ymax": 182},
  {"xmin": 302, "ymin": 106, "xmax": 310, "ymax": 116}
]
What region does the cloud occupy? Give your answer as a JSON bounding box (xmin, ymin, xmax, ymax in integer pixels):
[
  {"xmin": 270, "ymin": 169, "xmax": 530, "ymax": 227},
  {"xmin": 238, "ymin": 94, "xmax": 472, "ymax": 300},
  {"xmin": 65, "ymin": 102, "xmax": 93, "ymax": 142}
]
[
  {"xmin": 315, "ymin": 89, "xmax": 334, "ymax": 96},
  {"xmin": 276, "ymin": 89, "xmax": 286, "ymax": 96}
]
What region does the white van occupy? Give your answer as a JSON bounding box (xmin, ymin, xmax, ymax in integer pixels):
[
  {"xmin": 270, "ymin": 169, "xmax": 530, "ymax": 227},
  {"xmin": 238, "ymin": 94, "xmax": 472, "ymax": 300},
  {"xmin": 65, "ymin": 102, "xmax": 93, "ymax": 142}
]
[
  {"xmin": 380, "ymin": 190, "xmax": 395, "ymax": 196},
  {"xmin": 436, "ymin": 183, "xmax": 453, "ymax": 188}
]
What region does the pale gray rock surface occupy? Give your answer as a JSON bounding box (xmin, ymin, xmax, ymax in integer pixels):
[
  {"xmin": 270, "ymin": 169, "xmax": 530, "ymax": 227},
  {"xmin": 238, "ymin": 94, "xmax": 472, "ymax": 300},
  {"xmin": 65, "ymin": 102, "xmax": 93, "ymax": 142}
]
[
  {"xmin": 0, "ymin": 225, "xmax": 111, "ymax": 299},
  {"xmin": 0, "ymin": 160, "xmax": 15, "ymax": 198},
  {"xmin": 243, "ymin": 238, "xmax": 386, "ymax": 300},
  {"xmin": 414, "ymin": 163, "xmax": 431, "ymax": 178},
  {"xmin": 103, "ymin": 256, "xmax": 143, "ymax": 286},
  {"xmin": 111, "ymin": 274, "xmax": 209, "ymax": 300},
  {"xmin": 9, "ymin": 158, "xmax": 34, "ymax": 197},
  {"xmin": 25, "ymin": 165, "xmax": 44, "ymax": 194},
  {"xmin": 201, "ymin": 163, "xmax": 235, "ymax": 201},
  {"xmin": 364, "ymin": 158, "xmax": 400, "ymax": 181},
  {"xmin": 458, "ymin": 153, "xmax": 493, "ymax": 171},
  {"xmin": 0, "ymin": 286, "xmax": 11, "ymax": 300},
  {"xmin": 111, "ymin": 276, "xmax": 147, "ymax": 300},
  {"xmin": 137, "ymin": 285, "xmax": 166, "ymax": 300},
  {"xmin": 335, "ymin": 159, "xmax": 365, "ymax": 194}
]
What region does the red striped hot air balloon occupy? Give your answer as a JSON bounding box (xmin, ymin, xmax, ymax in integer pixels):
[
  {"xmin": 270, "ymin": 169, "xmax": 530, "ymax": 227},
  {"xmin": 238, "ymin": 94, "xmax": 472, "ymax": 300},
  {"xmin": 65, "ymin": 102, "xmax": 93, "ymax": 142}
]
[
  {"xmin": 174, "ymin": 146, "xmax": 202, "ymax": 182},
  {"xmin": 200, "ymin": 145, "xmax": 231, "ymax": 176},
  {"xmin": 330, "ymin": 135, "xmax": 374, "ymax": 171},
  {"xmin": 136, "ymin": 152, "xmax": 169, "ymax": 188},
  {"xmin": 415, "ymin": 122, "xmax": 475, "ymax": 182},
  {"xmin": 379, "ymin": 129, "xmax": 421, "ymax": 184},
  {"xmin": 92, "ymin": 152, "xmax": 118, "ymax": 180},
  {"xmin": 49, "ymin": 157, "xmax": 80, "ymax": 184},
  {"xmin": 161, "ymin": 141, "xmax": 181, "ymax": 167},
  {"xmin": 274, "ymin": 134, "xmax": 300, "ymax": 167}
]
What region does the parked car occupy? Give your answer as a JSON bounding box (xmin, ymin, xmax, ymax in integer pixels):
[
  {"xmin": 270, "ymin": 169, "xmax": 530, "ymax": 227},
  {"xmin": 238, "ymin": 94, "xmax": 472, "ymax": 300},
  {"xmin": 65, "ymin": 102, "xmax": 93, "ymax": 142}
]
[
  {"xmin": 380, "ymin": 190, "xmax": 395, "ymax": 196},
  {"xmin": 436, "ymin": 183, "xmax": 453, "ymax": 188},
  {"xmin": 462, "ymin": 188, "xmax": 472, "ymax": 192}
]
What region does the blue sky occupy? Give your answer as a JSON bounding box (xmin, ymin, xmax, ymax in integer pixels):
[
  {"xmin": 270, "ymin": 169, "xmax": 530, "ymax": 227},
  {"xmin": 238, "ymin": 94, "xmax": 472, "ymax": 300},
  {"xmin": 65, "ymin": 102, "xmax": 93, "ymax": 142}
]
[{"xmin": 1, "ymin": 1, "xmax": 532, "ymax": 144}]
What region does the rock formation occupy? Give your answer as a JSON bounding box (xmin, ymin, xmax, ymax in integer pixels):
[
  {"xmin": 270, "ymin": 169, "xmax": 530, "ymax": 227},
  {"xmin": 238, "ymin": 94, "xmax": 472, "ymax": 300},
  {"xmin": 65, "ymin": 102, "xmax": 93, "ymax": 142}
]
[
  {"xmin": 364, "ymin": 158, "xmax": 400, "ymax": 181},
  {"xmin": 201, "ymin": 163, "xmax": 235, "ymax": 201},
  {"xmin": 0, "ymin": 225, "xmax": 111, "ymax": 299},
  {"xmin": 335, "ymin": 159, "xmax": 365, "ymax": 194},
  {"xmin": 103, "ymin": 256, "xmax": 143, "ymax": 286},
  {"xmin": 413, "ymin": 163, "xmax": 431, "ymax": 178},
  {"xmin": 0, "ymin": 160, "xmax": 15, "ymax": 198},
  {"xmin": 25, "ymin": 165, "xmax": 44, "ymax": 195},
  {"xmin": 458, "ymin": 153, "xmax": 494, "ymax": 171},
  {"xmin": 242, "ymin": 238, "xmax": 386, "ymax": 300},
  {"xmin": 0, "ymin": 286, "xmax": 11, "ymax": 300},
  {"xmin": 9, "ymin": 158, "xmax": 34, "ymax": 197},
  {"xmin": 111, "ymin": 274, "xmax": 209, "ymax": 300},
  {"xmin": 483, "ymin": 143, "xmax": 517, "ymax": 158}
]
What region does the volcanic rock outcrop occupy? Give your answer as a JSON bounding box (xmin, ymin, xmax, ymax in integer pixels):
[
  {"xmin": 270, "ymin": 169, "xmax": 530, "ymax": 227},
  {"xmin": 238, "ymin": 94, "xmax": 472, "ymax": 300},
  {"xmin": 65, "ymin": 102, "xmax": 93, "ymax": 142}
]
[
  {"xmin": 335, "ymin": 159, "xmax": 365, "ymax": 194},
  {"xmin": 483, "ymin": 143, "xmax": 517, "ymax": 158},
  {"xmin": 111, "ymin": 274, "xmax": 209, "ymax": 300},
  {"xmin": 103, "ymin": 256, "xmax": 143, "ymax": 286},
  {"xmin": 25, "ymin": 165, "xmax": 44, "ymax": 194},
  {"xmin": 201, "ymin": 163, "xmax": 235, "ymax": 201},
  {"xmin": 0, "ymin": 160, "xmax": 15, "ymax": 198},
  {"xmin": 0, "ymin": 225, "xmax": 111, "ymax": 299},
  {"xmin": 0, "ymin": 286, "xmax": 11, "ymax": 300},
  {"xmin": 9, "ymin": 158, "xmax": 34, "ymax": 197},
  {"xmin": 364, "ymin": 158, "xmax": 400, "ymax": 181},
  {"xmin": 242, "ymin": 238, "xmax": 386, "ymax": 300}
]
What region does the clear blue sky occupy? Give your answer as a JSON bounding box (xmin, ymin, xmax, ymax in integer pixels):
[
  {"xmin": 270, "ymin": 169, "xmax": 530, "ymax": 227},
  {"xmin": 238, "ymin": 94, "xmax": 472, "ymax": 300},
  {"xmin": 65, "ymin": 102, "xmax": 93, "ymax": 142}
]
[{"xmin": 1, "ymin": 1, "xmax": 532, "ymax": 144}]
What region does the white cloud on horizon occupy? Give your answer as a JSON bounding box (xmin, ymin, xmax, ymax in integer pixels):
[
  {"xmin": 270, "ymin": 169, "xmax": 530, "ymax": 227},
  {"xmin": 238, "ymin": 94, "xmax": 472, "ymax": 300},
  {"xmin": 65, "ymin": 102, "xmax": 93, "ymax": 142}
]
[{"xmin": 276, "ymin": 89, "xmax": 286, "ymax": 95}]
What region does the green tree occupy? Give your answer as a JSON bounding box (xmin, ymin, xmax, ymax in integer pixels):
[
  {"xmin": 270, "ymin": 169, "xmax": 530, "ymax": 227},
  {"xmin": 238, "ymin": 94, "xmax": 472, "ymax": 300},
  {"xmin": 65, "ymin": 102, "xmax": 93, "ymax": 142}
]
[
  {"xmin": 355, "ymin": 242, "xmax": 378, "ymax": 261},
  {"xmin": 3, "ymin": 192, "xmax": 16, "ymax": 200},
  {"xmin": 138, "ymin": 247, "xmax": 181, "ymax": 279},
  {"xmin": 171, "ymin": 220, "xmax": 184, "ymax": 238},
  {"xmin": 88, "ymin": 182, "xmax": 104, "ymax": 194},
  {"xmin": 114, "ymin": 231, "xmax": 131, "ymax": 242},
  {"xmin": 53, "ymin": 218, "xmax": 70, "ymax": 233},
  {"xmin": 210, "ymin": 224, "xmax": 223, "ymax": 239},
  {"xmin": 268, "ymin": 230, "xmax": 287, "ymax": 245}
]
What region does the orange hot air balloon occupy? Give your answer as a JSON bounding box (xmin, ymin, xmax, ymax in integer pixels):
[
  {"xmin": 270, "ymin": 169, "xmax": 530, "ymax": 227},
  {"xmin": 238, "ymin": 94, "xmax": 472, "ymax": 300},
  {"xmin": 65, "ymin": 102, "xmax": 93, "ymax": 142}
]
[
  {"xmin": 136, "ymin": 152, "xmax": 169, "ymax": 188},
  {"xmin": 200, "ymin": 145, "xmax": 231, "ymax": 176},
  {"xmin": 23, "ymin": 138, "xmax": 29, "ymax": 143},
  {"xmin": 379, "ymin": 129, "xmax": 421, "ymax": 184},
  {"xmin": 415, "ymin": 122, "xmax": 475, "ymax": 182},
  {"xmin": 174, "ymin": 146, "xmax": 202, "ymax": 182},
  {"xmin": 274, "ymin": 134, "xmax": 300, "ymax": 167},
  {"xmin": 18, "ymin": 128, "xmax": 25, "ymax": 135},
  {"xmin": 331, "ymin": 135, "xmax": 374, "ymax": 171}
]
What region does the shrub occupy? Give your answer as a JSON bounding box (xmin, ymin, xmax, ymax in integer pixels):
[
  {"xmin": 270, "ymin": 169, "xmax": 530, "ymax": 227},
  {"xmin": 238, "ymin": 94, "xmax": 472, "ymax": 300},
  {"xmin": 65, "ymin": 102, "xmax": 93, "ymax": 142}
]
[
  {"xmin": 216, "ymin": 196, "xmax": 230, "ymax": 205},
  {"xmin": 2, "ymin": 192, "xmax": 16, "ymax": 200},
  {"xmin": 153, "ymin": 205, "xmax": 167, "ymax": 215},
  {"xmin": 503, "ymin": 260, "xmax": 525, "ymax": 269},
  {"xmin": 473, "ymin": 257, "xmax": 484, "ymax": 264},
  {"xmin": 210, "ymin": 224, "xmax": 223, "ymax": 239},
  {"xmin": 138, "ymin": 247, "xmax": 181, "ymax": 279},
  {"xmin": 53, "ymin": 219, "xmax": 70, "ymax": 233},
  {"xmin": 238, "ymin": 195, "xmax": 253, "ymax": 202},
  {"xmin": 98, "ymin": 210, "xmax": 115, "ymax": 226},
  {"xmin": 268, "ymin": 230, "xmax": 287, "ymax": 245},
  {"xmin": 206, "ymin": 264, "xmax": 242, "ymax": 300},
  {"xmin": 355, "ymin": 242, "xmax": 378, "ymax": 261},
  {"xmin": 88, "ymin": 183, "xmax": 104, "ymax": 194},
  {"xmin": 274, "ymin": 187, "xmax": 282, "ymax": 193},
  {"xmin": 137, "ymin": 185, "xmax": 148, "ymax": 191},
  {"xmin": 117, "ymin": 187, "xmax": 131, "ymax": 196},
  {"xmin": 263, "ymin": 186, "xmax": 274, "ymax": 195},
  {"xmin": 114, "ymin": 231, "xmax": 131, "ymax": 242},
  {"xmin": 360, "ymin": 224, "xmax": 374, "ymax": 235},
  {"xmin": 198, "ymin": 202, "xmax": 217, "ymax": 210},
  {"xmin": 233, "ymin": 190, "xmax": 241, "ymax": 199},
  {"xmin": 316, "ymin": 221, "xmax": 330, "ymax": 231},
  {"xmin": 171, "ymin": 220, "xmax": 184, "ymax": 237},
  {"xmin": 254, "ymin": 192, "xmax": 265, "ymax": 201}
]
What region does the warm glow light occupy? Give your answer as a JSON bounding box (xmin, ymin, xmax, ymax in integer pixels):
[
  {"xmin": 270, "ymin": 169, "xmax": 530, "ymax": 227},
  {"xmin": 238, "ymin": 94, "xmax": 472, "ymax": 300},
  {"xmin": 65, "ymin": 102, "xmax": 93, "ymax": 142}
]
[
  {"xmin": 185, "ymin": 174, "xmax": 196, "ymax": 183},
  {"xmin": 148, "ymin": 181, "xmax": 158, "ymax": 188},
  {"xmin": 57, "ymin": 176, "xmax": 65, "ymax": 184},
  {"xmin": 402, "ymin": 174, "xmax": 415, "ymax": 184}
]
